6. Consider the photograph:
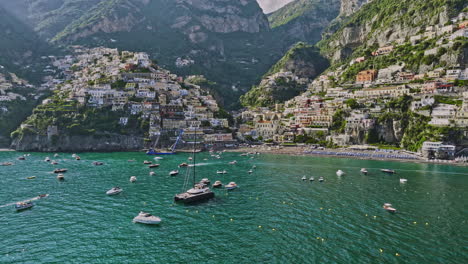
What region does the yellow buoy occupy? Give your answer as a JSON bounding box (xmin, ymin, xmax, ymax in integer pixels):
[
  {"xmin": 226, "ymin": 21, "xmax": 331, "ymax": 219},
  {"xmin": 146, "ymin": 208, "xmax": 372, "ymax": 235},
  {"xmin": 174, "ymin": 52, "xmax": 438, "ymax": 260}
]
[
  {"xmin": 186, "ymin": 210, "xmax": 189, "ymax": 213},
  {"xmin": 395, "ymin": 253, "xmax": 400, "ymax": 256},
  {"xmin": 379, "ymin": 249, "xmax": 383, "ymax": 253},
  {"xmin": 321, "ymin": 238, "xmax": 325, "ymax": 242},
  {"xmin": 230, "ymin": 218, "xmax": 233, "ymax": 221},
  {"xmin": 413, "ymin": 221, "xmax": 417, "ymax": 224},
  {"xmin": 195, "ymin": 210, "xmax": 198, "ymax": 213},
  {"xmin": 283, "ymin": 201, "xmax": 286, "ymax": 204},
  {"xmin": 365, "ymin": 214, "xmax": 368, "ymax": 217},
  {"xmin": 272, "ymin": 228, "xmax": 276, "ymax": 231},
  {"xmin": 373, "ymin": 216, "xmax": 377, "ymax": 219},
  {"xmin": 320, "ymin": 207, "xmax": 323, "ymax": 210},
  {"xmin": 316, "ymin": 237, "xmax": 320, "ymax": 240},
  {"xmin": 258, "ymin": 225, "xmax": 262, "ymax": 228},
  {"xmin": 425, "ymin": 222, "xmax": 429, "ymax": 225},
  {"xmin": 212, "ymin": 215, "xmax": 215, "ymax": 218}
]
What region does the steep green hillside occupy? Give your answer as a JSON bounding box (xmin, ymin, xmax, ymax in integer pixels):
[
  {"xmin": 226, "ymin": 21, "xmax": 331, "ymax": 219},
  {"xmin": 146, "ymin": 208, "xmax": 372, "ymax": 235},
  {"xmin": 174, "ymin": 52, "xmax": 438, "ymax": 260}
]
[
  {"xmin": 241, "ymin": 42, "xmax": 328, "ymax": 107},
  {"xmin": 0, "ymin": 7, "xmax": 54, "ymax": 82},
  {"xmin": 269, "ymin": 0, "xmax": 341, "ymax": 45},
  {"xmin": 318, "ymin": 0, "xmax": 467, "ymax": 62}
]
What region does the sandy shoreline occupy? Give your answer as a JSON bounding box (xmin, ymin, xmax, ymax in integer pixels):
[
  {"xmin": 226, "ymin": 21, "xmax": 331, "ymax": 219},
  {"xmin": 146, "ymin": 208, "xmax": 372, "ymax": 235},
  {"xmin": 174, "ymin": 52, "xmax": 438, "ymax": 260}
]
[
  {"xmin": 0, "ymin": 149, "xmax": 14, "ymax": 152},
  {"xmin": 227, "ymin": 146, "xmax": 468, "ymax": 167}
]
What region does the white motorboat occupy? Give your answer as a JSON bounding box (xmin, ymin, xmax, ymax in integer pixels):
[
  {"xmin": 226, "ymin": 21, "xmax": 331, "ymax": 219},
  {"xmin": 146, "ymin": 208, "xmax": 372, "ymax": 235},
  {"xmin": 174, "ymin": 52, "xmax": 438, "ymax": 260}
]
[
  {"xmin": 133, "ymin": 212, "xmax": 162, "ymax": 225},
  {"xmin": 169, "ymin": 170, "xmax": 179, "ymax": 176},
  {"xmin": 383, "ymin": 203, "xmax": 397, "ymax": 213},
  {"xmin": 188, "ymin": 157, "xmax": 193, "ymax": 161},
  {"xmin": 213, "ymin": 181, "xmax": 222, "ymax": 188},
  {"xmin": 318, "ymin": 177, "xmax": 324, "ymax": 182},
  {"xmin": 360, "ymin": 168, "xmax": 368, "ymax": 175},
  {"xmin": 106, "ymin": 187, "xmax": 123, "ymax": 195},
  {"xmin": 225, "ymin": 182, "xmax": 238, "ymax": 190},
  {"xmin": 154, "ymin": 157, "xmax": 164, "ymax": 160},
  {"xmin": 149, "ymin": 171, "xmax": 155, "ymax": 176},
  {"xmin": 44, "ymin": 157, "xmax": 51, "ymax": 162},
  {"xmin": 301, "ymin": 176, "xmax": 307, "ymax": 181},
  {"xmin": 57, "ymin": 174, "xmax": 65, "ymax": 180},
  {"xmin": 200, "ymin": 178, "xmax": 210, "ymax": 185},
  {"xmin": 72, "ymin": 154, "xmax": 77, "ymax": 158},
  {"xmin": 229, "ymin": 160, "xmax": 237, "ymax": 165},
  {"xmin": 252, "ymin": 165, "xmax": 257, "ymax": 169},
  {"xmin": 54, "ymin": 153, "xmax": 59, "ymax": 157},
  {"xmin": 309, "ymin": 177, "xmax": 314, "ymax": 181},
  {"xmin": 248, "ymin": 170, "xmax": 253, "ymax": 174},
  {"xmin": 130, "ymin": 176, "xmax": 137, "ymax": 182},
  {"xmin": 216, "ymin": 170, "xmax": 227, "ymax": 174},
  {"xmin": 399, "ymin": 178, "xmax": 408, "ymax": 183},
  {"xmin": 336, "ymin": 170, "xmax": 345, "ymax": 176}
]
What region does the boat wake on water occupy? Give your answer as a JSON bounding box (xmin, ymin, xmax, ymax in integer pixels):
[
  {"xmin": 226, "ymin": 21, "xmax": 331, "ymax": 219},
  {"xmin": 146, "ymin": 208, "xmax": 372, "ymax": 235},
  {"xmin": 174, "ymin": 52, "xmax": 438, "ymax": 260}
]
[{"xmin": 0, "ymin": 194, "xmax": 49, "ymax": 208}]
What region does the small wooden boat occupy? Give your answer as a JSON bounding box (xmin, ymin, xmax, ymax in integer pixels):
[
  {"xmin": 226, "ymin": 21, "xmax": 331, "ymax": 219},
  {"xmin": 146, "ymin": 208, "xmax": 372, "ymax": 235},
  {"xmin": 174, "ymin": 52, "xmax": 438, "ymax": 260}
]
[
  {"xmin": 53, "ymin": 168, "xmax": 67, "ymax": 173},
  {"xmin": 225, "ymin": 182, "xmax": 238, "ymax": 190},
  {"xmin": 15, "ymin": 201, "xmax": 34, "ymax": 211},
  {"xmin": 213, "ymin": 180, "xmax": 223, "ymax": 188},
  {"xmin": 1, "ymin": 162, "xmax": 13, "ymax": 166},
  {"xmin": 383, "ymin": 203, "xmax": 397, "ymax": 213},
  {"xmin": 148, "ymin": 164, "xmax": 160, "ymax": 168},
  {"xmin": 179, "ymin": 163, "xmax": 189, "ymax": 167},
  {"xmin": 381, "ymin": 169, "xmax": 396, "ymax": 174},
  {"xmin": 27, "ymin": 176, "xmax": 36, "ymax": 180},
  {"xmin": 93, "ymin": 161, "xmax": 104, "ymax": 166},
  {"xmin": 17, "ymin": 156, "xmax": 26, "ymax": 160}
]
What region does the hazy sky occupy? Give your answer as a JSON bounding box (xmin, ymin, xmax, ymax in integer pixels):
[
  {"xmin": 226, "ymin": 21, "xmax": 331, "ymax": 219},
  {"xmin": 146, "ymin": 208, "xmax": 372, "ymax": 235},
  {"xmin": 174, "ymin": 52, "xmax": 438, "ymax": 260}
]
[{"xmin": 257, "ymin": 0, "xmax": 294, "ymax": 13}]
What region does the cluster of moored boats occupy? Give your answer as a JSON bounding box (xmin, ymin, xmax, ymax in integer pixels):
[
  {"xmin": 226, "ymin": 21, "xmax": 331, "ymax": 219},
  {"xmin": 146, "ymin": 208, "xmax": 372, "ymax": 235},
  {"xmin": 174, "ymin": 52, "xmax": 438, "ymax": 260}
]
[{"xmin": 299, "ymin": 167, "xmax": 406, "ymax": 213}]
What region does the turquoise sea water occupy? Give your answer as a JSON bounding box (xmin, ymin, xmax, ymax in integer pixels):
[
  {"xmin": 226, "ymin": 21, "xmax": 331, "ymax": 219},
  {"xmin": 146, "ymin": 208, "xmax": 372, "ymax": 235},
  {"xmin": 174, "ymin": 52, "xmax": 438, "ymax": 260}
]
[{"xmin": 0, "ymin": 151, "xmax": 467, "ymax": 263}]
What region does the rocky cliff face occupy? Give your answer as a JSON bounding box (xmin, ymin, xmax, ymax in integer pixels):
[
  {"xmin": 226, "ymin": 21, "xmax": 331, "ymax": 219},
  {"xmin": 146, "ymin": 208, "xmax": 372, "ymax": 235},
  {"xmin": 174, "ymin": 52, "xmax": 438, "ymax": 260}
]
[
  {"xmin": 268, "ymin": 0, "xmax": 341, "ymax": 46},
  {"xmin": 11, "ymin": 134, "xmax": 144, "ymax": 152},
  {"xmin": 339, "ymin": 0, "xmax": 369, "ymax": 17},
  {"xmin": 319, "ymin": 0, "xmax": 459, "ymax": 63}
]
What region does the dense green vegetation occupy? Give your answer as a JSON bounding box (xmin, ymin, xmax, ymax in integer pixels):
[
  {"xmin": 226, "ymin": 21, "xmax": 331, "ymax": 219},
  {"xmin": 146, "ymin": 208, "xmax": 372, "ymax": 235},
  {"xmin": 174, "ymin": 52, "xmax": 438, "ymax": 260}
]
[
  {"xmin": 11, "ymin": 91, "xmax": 148, "ymax": 141},
  {"xmin": 241, "ymin": 42, "xmax": 328, "ymax": 107},
  {"xmin": 318, "ymin": 0, "xmax": 466, "ymax": 59},
  {"xmin": 268, "ymin": 0, "xmax": 322, "ymax": 28}
]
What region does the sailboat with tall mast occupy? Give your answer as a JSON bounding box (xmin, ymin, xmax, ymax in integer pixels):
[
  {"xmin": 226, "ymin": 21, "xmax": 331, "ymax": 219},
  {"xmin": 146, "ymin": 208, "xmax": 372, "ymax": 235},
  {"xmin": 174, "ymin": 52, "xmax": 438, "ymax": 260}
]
[
  {"xmin": 174, "ymin": 129, "xmax": 214, "ymax": 203},
  {"xmin": 147, "ymin": 130, "xmax": 184, "ymax": 155}
]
